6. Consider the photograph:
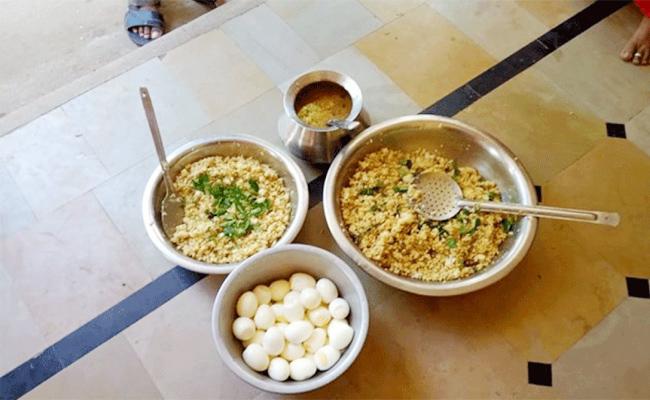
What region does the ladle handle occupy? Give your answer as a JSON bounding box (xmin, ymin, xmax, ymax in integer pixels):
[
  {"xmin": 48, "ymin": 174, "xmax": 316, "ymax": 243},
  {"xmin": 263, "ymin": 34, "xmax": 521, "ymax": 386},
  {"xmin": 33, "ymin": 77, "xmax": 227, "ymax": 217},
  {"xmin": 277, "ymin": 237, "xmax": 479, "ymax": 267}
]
[
  {"xmin": 457, "ymin": 199, "xmax": 620, "ymax": 227},
  {"xmin": 140, "ymin": 87, "xmax": 174, "ymax": 193}
]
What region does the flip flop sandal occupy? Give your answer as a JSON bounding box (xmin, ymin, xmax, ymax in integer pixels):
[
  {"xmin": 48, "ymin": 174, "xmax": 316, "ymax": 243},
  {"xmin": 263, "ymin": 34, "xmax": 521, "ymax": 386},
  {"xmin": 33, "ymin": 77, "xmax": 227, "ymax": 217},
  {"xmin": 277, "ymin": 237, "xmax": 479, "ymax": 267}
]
[
  {"xmin": 124, "ymin": 5, "xmax": 164, "ymax": 46},
  {"xmin": 192, "ymin": 0, "xmax": 216, "ymax": 4}
]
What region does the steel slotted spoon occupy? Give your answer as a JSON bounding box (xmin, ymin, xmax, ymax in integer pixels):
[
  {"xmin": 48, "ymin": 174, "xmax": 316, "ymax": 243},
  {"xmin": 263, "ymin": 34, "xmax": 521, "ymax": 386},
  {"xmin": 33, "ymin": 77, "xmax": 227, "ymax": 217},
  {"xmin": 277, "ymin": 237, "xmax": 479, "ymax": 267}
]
[{"xmin": 414, "ymin": 171, "xmax": 620, "ymax": 226}]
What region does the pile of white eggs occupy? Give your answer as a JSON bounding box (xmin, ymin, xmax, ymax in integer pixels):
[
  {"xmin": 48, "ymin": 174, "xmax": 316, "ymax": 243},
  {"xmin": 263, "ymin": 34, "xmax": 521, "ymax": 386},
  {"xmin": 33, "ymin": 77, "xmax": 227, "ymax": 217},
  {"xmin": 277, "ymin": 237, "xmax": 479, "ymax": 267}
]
[{"xmin": 231, "ymin": 272, "xmax": 354, "ymax": 382}]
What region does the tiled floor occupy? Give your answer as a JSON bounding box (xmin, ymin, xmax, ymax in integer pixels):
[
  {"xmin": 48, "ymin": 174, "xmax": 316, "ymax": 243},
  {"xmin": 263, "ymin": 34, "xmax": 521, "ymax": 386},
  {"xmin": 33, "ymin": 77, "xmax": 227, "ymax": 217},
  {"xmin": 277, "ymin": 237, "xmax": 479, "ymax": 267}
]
[{"xmin": 1, "ymin": 1, "xmax": 649, "ymax": 399}]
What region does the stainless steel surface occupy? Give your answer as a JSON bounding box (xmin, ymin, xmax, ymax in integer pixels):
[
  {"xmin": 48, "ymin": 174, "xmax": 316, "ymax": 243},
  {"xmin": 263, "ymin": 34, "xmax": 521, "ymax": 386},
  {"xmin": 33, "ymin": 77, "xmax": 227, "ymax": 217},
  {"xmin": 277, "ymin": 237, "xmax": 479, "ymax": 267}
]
[
  {"xmin": 417, "ymin": 171, "xmax": 620, "ymax": 226},
  {"xmin": 323, "ymin": 115, "xmax": 538, "ymax": 296},
  {"xmin": 142, "ymin": 135, "xmax": 309, "ymax": 275},
  {"xmin": 327, "ymin": 119, "xmax": 361, "ymax": 130},
  {"xmin": 278, "ymin": 70, "xmax": 368, "ymax": 164},
  {"xmin": 139, "ymin": 87, "xmax": 185, "ymax": 238},
  {"xmin": 212, "ymin": 244, "xmax": 369, "ymax": 394}
]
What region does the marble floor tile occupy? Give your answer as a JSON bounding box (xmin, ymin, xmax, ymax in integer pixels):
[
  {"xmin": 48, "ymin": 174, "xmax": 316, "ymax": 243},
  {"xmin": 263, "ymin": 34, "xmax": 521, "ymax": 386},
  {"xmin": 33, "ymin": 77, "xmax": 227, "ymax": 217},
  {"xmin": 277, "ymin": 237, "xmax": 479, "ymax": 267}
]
[
  {"xmin": 358, "ymin": 0, "xmax": 426, "ymax": 23},
  {"xmin": 124, "ymin": 276, "xmax": 263, "ymax": 399},
  {"xmin": 554, "ymin": 299, "xmax": 650, "ymax": 398},
  {"xmin": 222, "ymin": 4, "xmax": 320, "ymax": 84},
  {"xmin": 62, "ymin": 58, "xmax": 210, "ymax": 175},
  {"xmin": 461, "ymin": 219, "xmax": 627, "ymax": 362},
  {"xmin": 161, "ymin": 29, "xmax": 274, "ymax": 120},
  {"xmin": 0, "ymin": 192, "xmax": 152, "ymax": 345},
  {"xmin": 0, "ymin": 267, "xmax": 47, "ymax": 376},
  {"xmin": 93, "ymin": 155, "xmax": 175, "ymax": 279},
  {"xmin": 428, "ymin": 0, "xmax": 548, "ymax": 59},
  {"xmin": 544, "ymin": 138, "xmax": 650, "ymax": 278},
  {"xmin": 25, "ymin": 334, "xmax": 163, "ymax": 400},
  {"xmin": 356, "ymin": 4, "xmax": 496, "ymax": 107},
  {"xmin": 280, "ymin": 47, "xmax": 421, "ymax": 126},
  {"xmin": 267, "ymin": 0, "xmax": 382, "ymax": 58},
  {"xmin": 626, "ymin": 105, "xmax": 650, "ymax": 157},
  {"xmin": 0, "ymin": 165, "xmax": 35, "ymax": 237},
  {"xmin": 456, "ymin": 69, "xmax": 604, "ymax": 185},
  {"xmin": 532, "ymin": 4, "xmax": 650, "ymax": 122},
  {"xmin": 516, "ymin": 0, "xmax": 592, "ymax": 28},
  {"xmin": 0, "ymin": 108, "xmax": 109, "ymax": 218}
]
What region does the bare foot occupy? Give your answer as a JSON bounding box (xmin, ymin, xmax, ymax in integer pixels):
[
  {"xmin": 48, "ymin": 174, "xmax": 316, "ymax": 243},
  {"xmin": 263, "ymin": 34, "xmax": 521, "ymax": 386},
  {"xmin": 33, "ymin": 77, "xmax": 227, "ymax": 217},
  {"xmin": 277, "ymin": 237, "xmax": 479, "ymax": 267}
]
[
  {"xmin": 620, "ymin": 16, "xmax": 650, "ymax": 65},
  {"xmin": 129, "ymin": 5, "xmax": 163, "ymax": 41}
]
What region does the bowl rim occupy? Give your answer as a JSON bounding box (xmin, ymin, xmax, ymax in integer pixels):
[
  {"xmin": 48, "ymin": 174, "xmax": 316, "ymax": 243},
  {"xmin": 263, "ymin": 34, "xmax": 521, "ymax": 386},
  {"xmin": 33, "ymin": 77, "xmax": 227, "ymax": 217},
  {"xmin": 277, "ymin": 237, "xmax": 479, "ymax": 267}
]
[
  {"xmin": 211, "ymin": 243, "xmax": 370, "ymax": 394},
  {"xmin": 323, "ymin": 114, "xmax": 538, "ymax": 296},
  {"xmin": 142, "ymin": 134, "xmax": 309, "ymax": 275}
]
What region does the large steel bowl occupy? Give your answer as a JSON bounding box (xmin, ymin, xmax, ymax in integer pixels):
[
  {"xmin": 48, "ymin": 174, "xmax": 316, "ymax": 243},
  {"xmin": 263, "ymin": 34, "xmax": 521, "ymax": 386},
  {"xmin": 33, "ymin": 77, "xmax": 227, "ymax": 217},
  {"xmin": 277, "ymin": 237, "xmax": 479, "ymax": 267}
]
[
  {"xmin": 323, "ymin": 115, "xmax": 537, "ymax": 296},
  {"xmin": 143, "ymin": 135, "xmax": 309, "ymax": 274}
]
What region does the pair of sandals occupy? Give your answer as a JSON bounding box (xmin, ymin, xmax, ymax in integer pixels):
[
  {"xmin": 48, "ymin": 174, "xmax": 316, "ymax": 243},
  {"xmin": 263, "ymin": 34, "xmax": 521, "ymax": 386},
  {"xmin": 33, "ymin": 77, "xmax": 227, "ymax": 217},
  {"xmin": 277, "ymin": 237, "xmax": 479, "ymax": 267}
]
[{"xmin": 125, "ymin": 0, "xmax": 216, "ymax": 46}]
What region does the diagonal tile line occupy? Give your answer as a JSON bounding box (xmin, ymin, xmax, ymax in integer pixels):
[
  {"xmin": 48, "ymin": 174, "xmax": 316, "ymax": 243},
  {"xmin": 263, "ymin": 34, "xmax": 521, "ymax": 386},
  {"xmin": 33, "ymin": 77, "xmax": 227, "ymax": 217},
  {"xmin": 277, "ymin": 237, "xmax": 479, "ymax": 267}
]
[{"xmin": 0, "ymin": 1, "xmax": 628, "ymax": 398}]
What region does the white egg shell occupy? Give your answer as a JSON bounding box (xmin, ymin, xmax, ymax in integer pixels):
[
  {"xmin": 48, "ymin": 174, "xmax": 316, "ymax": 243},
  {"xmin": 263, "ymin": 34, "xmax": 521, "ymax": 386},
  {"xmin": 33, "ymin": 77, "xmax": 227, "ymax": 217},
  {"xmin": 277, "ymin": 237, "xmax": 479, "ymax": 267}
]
[
  {"xmin": 285, "ymin": 320, "xmax": 314, "ymax": 344},
  {"xmin": 236, "ymin": 291, "xmax": 258, "ymax": 318},
  {"xmin": 308, "ymin": 306, "xmax": 332, "ymax": 327},
  {"xmin": 304, "ymin": 328, "xmax": 327, "ymax": 353},
  {"xmin": 327, "ymin": 319, "xmax": 354, "ymax": 350},
  {"xmin": 283, "ymin": 301, "xmax": 305, "ymax": 322},
  {"xmin": 315, "ymin": 278, "xmax": 338, "ymax": 304},
  {"xmin": 290, "ymin": 272, "xmax": 316, "ymax": 291},
  {"xmin": 242, "ymin": 330, "xmax": 265, "ymax": 347},
  {"xmin": 289, "ymin": 358, "xmax": 317, "ymax": 381},
  {"xmin": 270, "ymin": 304, "xmax": 287, "ymax": 323},
  {"xmin": 252, "ymin": 285, "xmax": 272, "ymax": 305},
  {"xmin": 269, "ymin": 279, "xmax": 291, "ymax": 302},
  {"xmin": 283, "ymin": 290, "xmax": 301, "ymax": 305},
  {"xmin": 328, "ymin": 298, "xmax": 350, "ymax": 320},
  {"xmin": 232, "ymin": 317, "xmax": 256, "ymax": 341},
  {"xmin": 262, "ymin": 327, "xmax": 285, "ymax": 356},
  {"xmin": 268, "ymin": 357, "xmax": 290, "ymax": 382},
  {"xmin": 254, "ymin": 304, "xmax": 275, "ymax": 330},
  {"xmin": 281, "ymin": 343, "xmax": 305, "ymax": 361},
  {"xmin": 314, "ymin": 345, "xmax": 341, "ymax": 371},
  {"xmin": 242, "ymin": 343, "xmax": 269, "ymax": 372},
  {"xmin": 299, "ymin": 288, "xmax": 322, "ymax": 310}
]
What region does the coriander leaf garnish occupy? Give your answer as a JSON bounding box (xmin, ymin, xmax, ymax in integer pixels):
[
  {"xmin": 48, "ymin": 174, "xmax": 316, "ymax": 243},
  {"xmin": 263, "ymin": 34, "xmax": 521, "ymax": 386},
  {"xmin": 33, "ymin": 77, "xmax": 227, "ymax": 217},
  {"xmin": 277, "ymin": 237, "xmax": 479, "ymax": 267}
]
[
  {"xmin": 393, "ymin": 186, "xmax": 408, "ymax": 193},
  {"xmin": 446, "ymin": 237, "xmax": 457, "ymax": 248},
  {"xmin": 192, "ymin": 173, "xmax": 211, "ymax": 192},
  {"xmin": 359, "ymin": 186, "xmax": 381, "ymax": 196},
  {"xmin": 248, "ymin": 179, "xmax": 259, "ymax": 193}
]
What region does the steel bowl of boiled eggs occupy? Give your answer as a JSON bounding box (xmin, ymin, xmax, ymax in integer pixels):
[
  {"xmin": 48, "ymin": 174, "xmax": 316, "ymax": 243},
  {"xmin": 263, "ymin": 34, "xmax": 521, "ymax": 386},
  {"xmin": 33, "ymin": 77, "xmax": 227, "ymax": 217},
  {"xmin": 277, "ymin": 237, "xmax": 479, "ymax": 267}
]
[{"xmin": 212, "ymin": 244, "xmax": 369, "ymax": 394}]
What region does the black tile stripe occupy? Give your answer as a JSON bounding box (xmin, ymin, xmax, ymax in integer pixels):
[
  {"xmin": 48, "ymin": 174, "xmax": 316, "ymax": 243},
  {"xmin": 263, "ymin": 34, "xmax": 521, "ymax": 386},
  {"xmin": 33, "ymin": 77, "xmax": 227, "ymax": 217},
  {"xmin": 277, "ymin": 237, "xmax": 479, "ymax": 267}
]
[
  {"xmin": 606, "ymin": 122, "xmax": 627, "ymax": 138},
  {"xmin": 626, "ymin": 277, "xmax": 650, "ymax": 298},
  {"xmin": 0, "ymin": 2, "xmax": 628, "ymax": 398},
  {"xmin": 528, "ymin": 361, "xmax": 553, "ymax": 386},
  {"xmin": 421, "ymin": 0, "xmax": 629, "ymax": 116}
]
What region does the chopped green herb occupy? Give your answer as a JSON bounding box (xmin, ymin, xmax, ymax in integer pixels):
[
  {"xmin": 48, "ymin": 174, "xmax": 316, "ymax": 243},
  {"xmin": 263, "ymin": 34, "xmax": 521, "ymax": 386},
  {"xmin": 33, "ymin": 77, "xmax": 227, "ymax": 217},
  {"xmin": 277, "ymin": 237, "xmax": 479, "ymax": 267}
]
[
  {"xmin": 400, "ymin": 159, "xmax": 413, "ymax": 169},
  {"xmin": 446, "ymin": 238, "xmax": 457, "ymax": 248},
  {"xmin": 248, "ymin": 179, "xmax": 259, "ymax": 193},
  {"xmin": 370, "ymin": 205, "xmax": 380, "ymax": 212},
  {"xmin": 501, "ymin": 217, "xmax": 515, "ymax": 233},
  {"xmin": 359, "ymin": 186, "xmax": 381, "ymax": 196},
  {"xmin": 192, "ymin": 173, "xmax": 211, "ymax": 192},
  {"xmin": 487, "ymin": 191, "xmax": 497, "ymax": 201},
  {"xmin": 452, "ymin": 161, "xmax": 461, "ymax": 178},
  {"xmin": 460, "ymin": 219, "xmax": 481, "ymax": 236},
  {"xmin": 393, "ymin": 186, "xmax": 408, "ymax": 193}
]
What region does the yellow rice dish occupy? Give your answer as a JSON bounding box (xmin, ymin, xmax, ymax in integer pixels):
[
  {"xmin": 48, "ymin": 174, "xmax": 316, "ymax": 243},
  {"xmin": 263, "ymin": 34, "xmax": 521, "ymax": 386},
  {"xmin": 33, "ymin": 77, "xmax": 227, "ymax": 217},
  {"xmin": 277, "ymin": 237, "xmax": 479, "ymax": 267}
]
[
  {"xmin": 171, "ymin": 155, "xmax": 291, "ymax": 264},
  {"xmin": 340, "ymin": 148, "xmax": 514, "ymax": 282},
  {"xmin": 295, "ymin": 81, "xmax": 352, "ymax": 128}
]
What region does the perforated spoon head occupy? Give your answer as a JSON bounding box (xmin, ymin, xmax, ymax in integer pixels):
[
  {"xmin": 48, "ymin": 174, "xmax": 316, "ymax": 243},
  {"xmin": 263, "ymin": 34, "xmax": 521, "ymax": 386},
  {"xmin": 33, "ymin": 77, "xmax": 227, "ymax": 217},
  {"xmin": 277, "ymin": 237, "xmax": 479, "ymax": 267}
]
[{"xmin": 413, "ymin": 171, "xmax": 463, "ymax": 221}]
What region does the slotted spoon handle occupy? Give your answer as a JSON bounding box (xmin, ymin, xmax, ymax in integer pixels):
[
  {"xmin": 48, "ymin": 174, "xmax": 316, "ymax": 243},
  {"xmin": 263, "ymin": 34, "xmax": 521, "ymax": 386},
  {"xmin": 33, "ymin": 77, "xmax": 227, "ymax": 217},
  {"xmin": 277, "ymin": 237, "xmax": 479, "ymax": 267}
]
[{"xmin": 457, "ymin": 199, "xmax": 620, "ymax": 227}]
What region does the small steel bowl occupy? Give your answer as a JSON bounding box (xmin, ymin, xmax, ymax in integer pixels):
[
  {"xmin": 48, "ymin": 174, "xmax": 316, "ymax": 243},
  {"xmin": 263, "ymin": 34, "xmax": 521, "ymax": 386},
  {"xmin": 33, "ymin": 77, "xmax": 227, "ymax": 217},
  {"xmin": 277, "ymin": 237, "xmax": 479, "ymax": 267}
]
[
  {"xmin": 212, "ymin": 244, "xmax": 369, "ymax": 394},
  {"xmin": 323, "ymin": 115, "xmax": 538, "ymax": 296},
  {"xmin": 142, "ymin": 135, "xmax": 309, "ymax": 274}
]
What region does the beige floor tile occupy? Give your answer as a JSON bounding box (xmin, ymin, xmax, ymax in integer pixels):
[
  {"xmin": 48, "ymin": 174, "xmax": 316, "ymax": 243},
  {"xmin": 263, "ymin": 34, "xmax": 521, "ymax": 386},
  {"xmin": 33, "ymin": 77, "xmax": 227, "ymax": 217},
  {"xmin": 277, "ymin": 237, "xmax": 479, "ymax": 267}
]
[
  {"xmin": 456, "ymin": 69, "xmax": 604, "ymax": 185},
  {"xmin": 0, "ymin": 108, "xmax": 110, "ymax": 218},
  {"xmin": 267, "ymin": 0, "xmax": 382, "ymax": 58},
  {"xmin": 124, "ymin": 276, "xmax": 263, "ymax": 399},
  {"xmin": 553, "ymin": 299, "xmax": 650, "ymax": 398},
  {"xmin": 461, "ymin": 219, "xmax": 626, "ymax": 362},
  {"xmin": 279, "ymin": 47, "xmax": 421, "ymax": 126},
  {"xmin": 93, "ymin": 155, "xmax": 175, "ymax": 279},
  {"xmin": 161, "ymin": 29, "xmax": 274, "ymax": 120},
  {"xmin": 0, "ymin": 165, "xmax": 35, "ymax": 237},
  {"xmin": 516, "ymin": 0, "xmax": 592, "ymax": 28},
  {"xmin": 26, "ymin": 334, "xmax": 163, "ymax": 400},
  {"xmin": 0, "ymin": 267, "xmax": 47, "ymax": 376},
  {"xmin": 429, "ymin": 0, "xmax": 548, "ymax": 59},
  {"xmin": 532, "ymin": 4, "xmax": 650, "ymax": 122},
  {"xmin": 544, "ymin": 138, "xmax": 650, "ymax": 278},
  {"xmin": 359, "ymin": 0, "xmax": 426, "ymax": 23},
  {"xmin": 62, "ymin": 58, "xmax": 210, "ymax": 175},
  {"xmin": 222, "ymin": 4, "xmax": 320, "ymax": 84},
  {"xmin": 0, "ymin": 193, "xmax": 152, "ymax": 345},
  {"xmin": 627, "ymin": 105, "xmax": 650, "ymax": 157},
  {"xmin": 356, "ymin": 4, "xmax": 496, "ymax": 107}
]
